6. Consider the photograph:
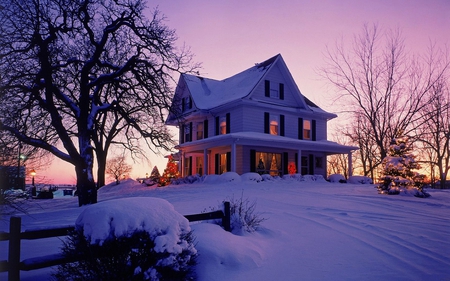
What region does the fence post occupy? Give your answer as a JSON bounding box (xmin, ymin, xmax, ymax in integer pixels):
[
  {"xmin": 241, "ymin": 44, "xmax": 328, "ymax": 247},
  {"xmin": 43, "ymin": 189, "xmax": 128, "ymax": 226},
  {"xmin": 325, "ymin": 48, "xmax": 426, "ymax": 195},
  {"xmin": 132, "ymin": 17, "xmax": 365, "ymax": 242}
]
[
  {"xmin": 223, "ymin": 201, "xmax": 231, "ymax": 232},
  {"xmin": 8, "ymin": 216, "xmax": 21, "ymax": 281}
]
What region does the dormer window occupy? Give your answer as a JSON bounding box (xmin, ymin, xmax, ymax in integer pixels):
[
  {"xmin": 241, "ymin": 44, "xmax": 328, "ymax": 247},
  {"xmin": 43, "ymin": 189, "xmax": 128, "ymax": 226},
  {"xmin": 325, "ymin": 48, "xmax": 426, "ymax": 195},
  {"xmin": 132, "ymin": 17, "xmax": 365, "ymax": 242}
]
[{"xmin": 182, "ymin": 96, "xmax": 192, "ymax": 112}]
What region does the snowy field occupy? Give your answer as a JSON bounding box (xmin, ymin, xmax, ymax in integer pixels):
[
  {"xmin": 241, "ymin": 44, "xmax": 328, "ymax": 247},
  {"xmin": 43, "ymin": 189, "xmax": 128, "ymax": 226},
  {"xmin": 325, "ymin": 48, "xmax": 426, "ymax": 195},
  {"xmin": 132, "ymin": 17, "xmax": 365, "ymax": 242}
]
[{"xmin": 1, "ymin": 174, "xmax": 450, "ymax": 281}]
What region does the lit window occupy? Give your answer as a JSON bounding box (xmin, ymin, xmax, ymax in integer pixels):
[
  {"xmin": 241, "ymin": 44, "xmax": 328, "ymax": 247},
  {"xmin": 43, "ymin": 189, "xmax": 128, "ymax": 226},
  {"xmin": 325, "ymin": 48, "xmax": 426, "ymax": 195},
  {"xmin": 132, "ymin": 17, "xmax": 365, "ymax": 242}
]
[
  {"xmin": 196, "ymin": 156, "xmax": 203, "ymax": 175},
  {"xmin": 255, "ymin": 152, "xmax": 281, "ymax": 176},
  {"xmin": 196, "ymin": 123, "xmax": 203, "ymax": 140},
  {"xmin": 219, "ymin": 153, "xmax": 227, "ymax": 174},
  {"xmin": 270, "ymin": 115, "xmax": 279, "ymax": 135},
  {"xmin": 303, "ymin": 120, "xmax": 311, "ymax": 140},
  {"xmin": 220, "ymin": 117, "xmax": 226, "ymax": 135},
  {"xmin": 184, "ymin": 157, "xmax": 191, "ymax": 176}
]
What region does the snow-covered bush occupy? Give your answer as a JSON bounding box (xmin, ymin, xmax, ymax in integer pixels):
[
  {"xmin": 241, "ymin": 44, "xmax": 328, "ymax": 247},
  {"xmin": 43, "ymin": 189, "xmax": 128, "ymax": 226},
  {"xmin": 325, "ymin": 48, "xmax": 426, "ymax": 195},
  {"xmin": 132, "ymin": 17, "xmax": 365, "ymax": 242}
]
[
  {"xmin": 347, "ymin": 176, "xmax": 373, "ymax": 184},
  {"xmin": 219, "ymin": 172, "xmax": 241, "ymax": 183},
  {"xmin": 53, "ymin": 197, "xmax": 197, "ymax": 281},
  {"xmin": 261, "ymin": 174, "xmax": 275, "ymax": 181},
  {"xmin": 328, "ymin": 174, "xmax": 346, "ymax": 183},
  {"xmin": 241, "ymin": 172, "xmax": 262, "ymax": 182},
  {"xmin": 171, "ymin": 174, "xmax": 205, "ymax": 185}
]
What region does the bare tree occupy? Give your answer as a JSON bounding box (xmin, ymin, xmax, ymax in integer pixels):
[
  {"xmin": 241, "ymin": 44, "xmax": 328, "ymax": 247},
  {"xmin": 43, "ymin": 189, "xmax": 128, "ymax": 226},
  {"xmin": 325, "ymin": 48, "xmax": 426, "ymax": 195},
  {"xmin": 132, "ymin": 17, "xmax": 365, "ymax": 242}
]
[
  {"xmin": 0, "ymin": 0, "xmax": 197, "ymax": 206},
  {"xmin": 416, "ymin": 76, "xmax": 450, "ymax": 188},
  {"xmin": 322, "ymin": 24, "xmax": 449, "ymax": 180},
  {"xmin": 106, "ymin": 155, "xmax": 132, "ymax": 185}
]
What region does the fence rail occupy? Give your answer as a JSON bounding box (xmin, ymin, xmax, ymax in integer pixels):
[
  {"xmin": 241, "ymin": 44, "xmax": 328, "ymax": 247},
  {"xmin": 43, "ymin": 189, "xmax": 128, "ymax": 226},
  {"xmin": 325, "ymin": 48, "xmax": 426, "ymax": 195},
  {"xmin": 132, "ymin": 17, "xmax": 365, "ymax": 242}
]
[{"xmin": 0, "ymin": 201, "xmax": 230, "ymax": 281}]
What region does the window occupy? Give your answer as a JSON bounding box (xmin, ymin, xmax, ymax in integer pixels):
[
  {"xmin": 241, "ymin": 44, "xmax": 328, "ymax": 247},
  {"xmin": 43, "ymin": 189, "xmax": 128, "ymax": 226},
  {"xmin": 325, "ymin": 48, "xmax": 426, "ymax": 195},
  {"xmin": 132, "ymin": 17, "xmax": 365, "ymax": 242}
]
[
  {"xmin": 196, "ymin": 123, "xmax": 203, "ymax": 140},
  {"xmin": 270, "ymin": 115, "xmax": 279, "ymax": 135},
  {"xmin": 255, "ymin": 152, "xmax": 282, "ymax": 176},
  {"xmin": 270, "ymin": 89, "xmax": 279, "ymax": 98},
  {"xmin": 196, "ymin": 156, "xmax": 203, "ymax": 175},
  {"xmin": 303, "ymin": 120, "xmax": 311, "ymax": 140},
  {"xmin": 183, "ymin": 96, "xmax": 192, "ymax": 111},
  {"xmin": 184, "ymin": 123, "xmax": 191, "ymax": 143},
  {"xmin": 184, "ymin": 156, "xmax": 192, "ymax": 176},
  {"xmin": 301, "ymin": 156, "xmax": 308, "ymax": 175},
  {"xmin": 220, "ymin": 116, "xmax": 227, "ymax": 135},
  {"xmin": 219, "ymin": 153, "xmax": 227, "ymax": 174},
  {"xmin": 265, "ymin": 80, "xmax": 284, "ymax": 99}
]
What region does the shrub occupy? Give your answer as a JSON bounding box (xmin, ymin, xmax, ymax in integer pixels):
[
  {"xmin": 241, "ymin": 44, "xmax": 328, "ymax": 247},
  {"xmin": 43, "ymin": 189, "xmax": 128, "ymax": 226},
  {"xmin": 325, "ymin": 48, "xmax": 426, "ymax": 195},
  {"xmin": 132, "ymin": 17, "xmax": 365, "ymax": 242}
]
[
  {"xmin": 204, "ymin": 192, "xmax": 266, "ymax": 234},
  {"xmin": 53, "ymin": 197, "xmax": 197, "ymax": 281},
  {"xmin": 228, "ymin": 194, "xmax": 267, "ymax": 234},
  {"xmin": 53, "ymin": 229, "xmax": 196, "ymax": 281}
]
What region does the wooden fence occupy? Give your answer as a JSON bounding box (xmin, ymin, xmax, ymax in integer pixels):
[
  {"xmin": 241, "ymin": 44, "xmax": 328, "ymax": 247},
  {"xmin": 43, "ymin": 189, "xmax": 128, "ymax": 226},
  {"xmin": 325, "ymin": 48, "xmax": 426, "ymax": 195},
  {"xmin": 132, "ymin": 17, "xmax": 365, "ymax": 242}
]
[{"xmin": 0, "ymin": 201, "xmax": 230, "ymax": 281}]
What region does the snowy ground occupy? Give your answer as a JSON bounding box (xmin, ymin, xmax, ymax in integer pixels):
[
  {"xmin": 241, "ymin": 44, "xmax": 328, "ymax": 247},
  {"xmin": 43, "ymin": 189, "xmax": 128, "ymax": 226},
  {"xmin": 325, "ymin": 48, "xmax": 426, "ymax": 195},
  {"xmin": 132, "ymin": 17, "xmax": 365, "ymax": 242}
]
[{"xmin": 1, "ymin": 175, "xmax": 450, "ymax": 281}]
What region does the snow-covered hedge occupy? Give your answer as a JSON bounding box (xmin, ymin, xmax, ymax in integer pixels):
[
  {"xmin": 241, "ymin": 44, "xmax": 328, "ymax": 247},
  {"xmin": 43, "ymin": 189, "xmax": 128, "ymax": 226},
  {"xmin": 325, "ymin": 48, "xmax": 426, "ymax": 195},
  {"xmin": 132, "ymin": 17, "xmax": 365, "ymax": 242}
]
[
  {"xmin": 171, "ymin": 173, "xmax": 334, "ymax": 185},
  {"xmin": 54, "ymin": 197, "xmax": 197, "ymax": 281}
]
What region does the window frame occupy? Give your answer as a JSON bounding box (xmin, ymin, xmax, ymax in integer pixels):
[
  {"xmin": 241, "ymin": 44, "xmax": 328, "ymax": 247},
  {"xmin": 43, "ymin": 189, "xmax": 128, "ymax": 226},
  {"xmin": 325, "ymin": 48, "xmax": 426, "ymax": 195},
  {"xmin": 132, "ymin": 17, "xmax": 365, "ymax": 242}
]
[{"xmin": 303, "ymin": 119, "xmax": 311, "ymax": 140}]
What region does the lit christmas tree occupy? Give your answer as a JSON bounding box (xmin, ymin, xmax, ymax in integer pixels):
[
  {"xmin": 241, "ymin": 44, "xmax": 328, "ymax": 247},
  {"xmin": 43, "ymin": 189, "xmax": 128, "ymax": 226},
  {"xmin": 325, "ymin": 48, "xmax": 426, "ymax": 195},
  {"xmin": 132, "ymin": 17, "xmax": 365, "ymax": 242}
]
[
  {"xmin": 377, "ymin": 135, "xmax": 429, "ymax": 197},
  {"xmin": 159, "ymin": 155, "xmax": 180, "ymax": 186}
]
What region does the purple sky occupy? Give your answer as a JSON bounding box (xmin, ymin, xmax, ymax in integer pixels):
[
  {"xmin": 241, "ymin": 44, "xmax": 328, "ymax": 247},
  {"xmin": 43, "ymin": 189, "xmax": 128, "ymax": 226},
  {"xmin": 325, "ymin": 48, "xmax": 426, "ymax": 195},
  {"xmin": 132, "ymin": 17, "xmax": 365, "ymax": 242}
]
[{"xmin": 42, "ymin": 0, "xmax": 449, "ymax": 184}]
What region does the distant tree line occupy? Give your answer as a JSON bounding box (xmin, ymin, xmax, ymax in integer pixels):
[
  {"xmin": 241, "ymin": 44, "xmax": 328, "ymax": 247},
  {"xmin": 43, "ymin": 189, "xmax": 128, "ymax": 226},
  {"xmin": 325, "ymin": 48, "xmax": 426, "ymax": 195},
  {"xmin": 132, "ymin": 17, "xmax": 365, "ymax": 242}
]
[{"xmin": 324, "ymin": 24, "xmax": 449, "ymax": 188}]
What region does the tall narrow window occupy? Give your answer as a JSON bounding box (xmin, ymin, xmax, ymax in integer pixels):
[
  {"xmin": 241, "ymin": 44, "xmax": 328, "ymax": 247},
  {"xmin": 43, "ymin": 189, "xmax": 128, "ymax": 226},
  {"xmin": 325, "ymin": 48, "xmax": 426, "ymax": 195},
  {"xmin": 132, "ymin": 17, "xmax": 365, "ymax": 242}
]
[
  {"xmin": 196, "ymin": 122, "xmax": 203, "ymax": 140},
  {"xmin": 270, "ymin": 115, "xmax": 279, "ymax": 135},
  {"xmin": 219, "ymin": 153, "xmax": 227, "ymax": 174},
  {"xmin": 184, "ymin": 156, "xmax": 192, "ymax": 176},
  {"xmin": 183, "ymin": 96, "xmax": 192, "ymax": 111},
  {"xmin": 303, "ymin": 120, "xmax": 311, "ymax": 140},
  {"xmin": 196, "ymin": 156, "xmax": 203, "ymax": 176},
  {"xmin": 220, "ymin": 116, "xmax": 227, "ymax": 135},
  {"xmin": 184, "ymin": 123, "xmax": 192, "ymax": 142}
]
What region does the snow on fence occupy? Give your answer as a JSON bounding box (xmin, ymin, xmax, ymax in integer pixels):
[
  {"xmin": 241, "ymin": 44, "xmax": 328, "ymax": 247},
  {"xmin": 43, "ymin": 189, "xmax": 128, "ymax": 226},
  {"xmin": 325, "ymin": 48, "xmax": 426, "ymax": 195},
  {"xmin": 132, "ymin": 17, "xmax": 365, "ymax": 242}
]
[{"xmin": 0, "ymin": 201, "xmax": 231, "ymax": 281}]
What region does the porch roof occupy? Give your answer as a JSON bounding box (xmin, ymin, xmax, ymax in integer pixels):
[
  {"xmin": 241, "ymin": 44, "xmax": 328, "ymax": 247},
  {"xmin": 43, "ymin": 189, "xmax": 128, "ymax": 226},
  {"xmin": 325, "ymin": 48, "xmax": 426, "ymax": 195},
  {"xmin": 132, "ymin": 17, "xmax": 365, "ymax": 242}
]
[{"xmin": 177, "ymin": 132, "xmax": 358, "ymax": 155}]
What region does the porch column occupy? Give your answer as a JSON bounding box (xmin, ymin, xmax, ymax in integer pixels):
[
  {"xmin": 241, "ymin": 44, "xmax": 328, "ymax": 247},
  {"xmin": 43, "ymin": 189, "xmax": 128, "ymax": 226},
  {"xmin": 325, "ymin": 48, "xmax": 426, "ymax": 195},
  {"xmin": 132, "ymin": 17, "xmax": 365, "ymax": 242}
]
[
  {"xmin": 180, "ymin": 152, "xmax": 184, "ymax": 177},
  {"xmin": 231, "ymin": 142, "xmax": 237, "ymax": 172},
  {"xmin": 348, "ymin": 152, "xmax": 353, "ymax": 177},
  {"xmin": 297, "ymin": 149, "xmax": 302, "ymax": 174},
  {"xmin": 203, "ymin": 149, "xmax": 208, "ymax": 175}
]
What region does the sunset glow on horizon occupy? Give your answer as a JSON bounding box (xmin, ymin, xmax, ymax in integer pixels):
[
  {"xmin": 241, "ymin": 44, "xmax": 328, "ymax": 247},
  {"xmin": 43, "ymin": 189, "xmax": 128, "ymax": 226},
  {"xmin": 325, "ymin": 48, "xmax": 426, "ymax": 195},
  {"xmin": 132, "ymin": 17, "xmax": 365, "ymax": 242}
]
[{"xmin": 38, "ymin": 0, "xmax": 449, "ymax": 184}]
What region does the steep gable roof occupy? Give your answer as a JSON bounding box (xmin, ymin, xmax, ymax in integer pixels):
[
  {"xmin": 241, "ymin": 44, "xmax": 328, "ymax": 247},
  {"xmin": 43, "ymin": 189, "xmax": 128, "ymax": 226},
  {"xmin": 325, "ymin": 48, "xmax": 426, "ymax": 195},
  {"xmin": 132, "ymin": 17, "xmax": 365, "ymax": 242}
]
[{"xmin": 182, "ymin": 54, "xmax": 279, "ymax": 110}]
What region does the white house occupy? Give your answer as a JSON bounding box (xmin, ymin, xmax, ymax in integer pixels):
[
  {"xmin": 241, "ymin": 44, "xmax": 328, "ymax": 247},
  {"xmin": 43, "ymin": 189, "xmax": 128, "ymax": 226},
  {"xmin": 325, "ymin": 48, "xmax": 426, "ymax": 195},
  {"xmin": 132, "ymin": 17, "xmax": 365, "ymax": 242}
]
[{"xmin": 166, "ymin": 54, "xmax": 357, "ymax": 178}]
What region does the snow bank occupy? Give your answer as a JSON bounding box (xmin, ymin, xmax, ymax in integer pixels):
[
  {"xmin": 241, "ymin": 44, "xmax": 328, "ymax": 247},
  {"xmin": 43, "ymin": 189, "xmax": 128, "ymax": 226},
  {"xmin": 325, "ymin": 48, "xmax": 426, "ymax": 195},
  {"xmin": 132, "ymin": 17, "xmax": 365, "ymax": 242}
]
[{"xmin": 75, "ymin": 197, "xmax": 191, "ymax": 249}]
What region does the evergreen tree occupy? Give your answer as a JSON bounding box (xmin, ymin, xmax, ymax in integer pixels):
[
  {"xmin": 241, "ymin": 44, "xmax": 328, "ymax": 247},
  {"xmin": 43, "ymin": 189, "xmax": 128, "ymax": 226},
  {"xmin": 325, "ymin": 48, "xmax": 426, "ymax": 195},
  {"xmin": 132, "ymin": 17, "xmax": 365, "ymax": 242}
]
[
  {"xmin": 150, "ymin": 166, "xmax": 161, "ymax": 180},
  {"xmin": 377, "ymin": 136, "xmax": 429, "ymax": 197},
  {"xmin": 159, "ymin": 156, "xmax": 180, "ymax": 186}
]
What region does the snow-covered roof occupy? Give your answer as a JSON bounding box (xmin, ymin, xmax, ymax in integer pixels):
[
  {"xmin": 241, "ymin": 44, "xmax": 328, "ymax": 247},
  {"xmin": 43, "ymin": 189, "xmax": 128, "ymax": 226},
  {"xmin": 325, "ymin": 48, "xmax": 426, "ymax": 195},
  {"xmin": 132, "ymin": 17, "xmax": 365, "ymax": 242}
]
[{"xmin": 183, "ymin": 55, "xmax": 278, "ymax": 110}]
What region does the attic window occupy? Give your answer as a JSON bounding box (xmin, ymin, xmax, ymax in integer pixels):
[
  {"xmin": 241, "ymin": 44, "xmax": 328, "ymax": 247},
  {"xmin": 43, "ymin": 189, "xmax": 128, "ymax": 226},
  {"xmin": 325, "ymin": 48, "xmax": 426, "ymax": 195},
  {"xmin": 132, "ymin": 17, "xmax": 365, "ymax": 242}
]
[
  {"xmin": 183, "ymin": 96, "xmax": 192, "ymax": 112},
  {"xmin": 265, "ymin": 80, "xmax": 284, "ymax": 99}
]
